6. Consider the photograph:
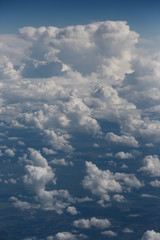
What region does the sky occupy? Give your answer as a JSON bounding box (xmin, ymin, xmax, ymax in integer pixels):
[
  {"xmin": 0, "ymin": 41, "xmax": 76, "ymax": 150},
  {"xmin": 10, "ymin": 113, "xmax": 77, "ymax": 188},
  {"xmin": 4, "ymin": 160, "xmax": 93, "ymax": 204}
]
[
  {"xmin": 0, "ymin": 1, "xmax": 160, "ymax": 240},
  {"xmin": 0, "ymin": 0, "xmax": 160, "ymax": 39}
]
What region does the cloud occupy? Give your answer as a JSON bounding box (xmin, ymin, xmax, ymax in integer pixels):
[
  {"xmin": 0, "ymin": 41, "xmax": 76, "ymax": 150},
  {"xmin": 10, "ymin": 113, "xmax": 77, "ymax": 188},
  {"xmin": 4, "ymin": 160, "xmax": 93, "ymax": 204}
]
[
  {"xmin": 19, "ymin": 21, "xmax": 138, "ymax": 83},
  {"xmin": 9, "ymin": 196, "xmax": 36, "ymax": 210},
  {"xmin": 113, "ymin": 194, "xmax": 125, "ymax": 202},
  {"xmin": 18, "ymin": 148, "xmax": 73, "ymax": 213},
  {"xmin": 123, "ymin": 228, "xmax": 133, "ymax": 233},
  {"xmin": 101, "ymin": 230, "xmax": 118, "ymax": 237},
  {"xmin": 0, "ymin": 34, "xmax": 30, "ymax": 65},
  {"xmin": 73, "ymin": 217, "xmax": 111, "ymax": 229},
  {"xmin": 66, "ymin": 206, "xmax": 79, "ymax": 215},
  {"xmin": 83, "ymin": 161, "xmax": 143, "ymax": 203},
  {"xmin": 44, "ymin": 129, "xmax": 73, "ymax": 153},
  {"xmin": 51, "ymin": 158, "xmax": 72, "ymax": 166},
  {"xmin": 4, "ymin": 148, "xmax": 15, "ymax": 157},
  {"xmin": 141, "ymin": 230, "xmax": 160, "ymax": 240},
  {"xmin": 140, "ymin": 155, "xmax": 160, "ymax": 177},
  {"xmin": 115, "ymin": 152, "xmax": 133, "ymax": 159},
  {"xmin": 53, "ymin": 232, "xmax": 87, "ymax": 240},
  {"xmin": 106, "ymin": 132, "xmax": 139, "ymax": 148},
  {"xmin": 150, "ymin": 180, "xmax": 160, "ymax": 187},
  {"xmin": 42, "ymin": 148, "xmax": 56, "ymax": 155},
  {"xmin": 1, "ymin": 20, "xmax": 160, "ymax": 240},
  {"xmin": 0, "ymin": 56, "xmax": 21, "ymax": 80}
]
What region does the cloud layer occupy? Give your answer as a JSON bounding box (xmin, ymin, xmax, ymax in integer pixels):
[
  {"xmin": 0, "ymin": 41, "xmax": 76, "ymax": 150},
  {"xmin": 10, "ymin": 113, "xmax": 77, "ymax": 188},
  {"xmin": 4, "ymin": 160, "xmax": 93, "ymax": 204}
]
[{"xmin": 0, "ymin": 20, "xmax": 160, "ymax": 240}]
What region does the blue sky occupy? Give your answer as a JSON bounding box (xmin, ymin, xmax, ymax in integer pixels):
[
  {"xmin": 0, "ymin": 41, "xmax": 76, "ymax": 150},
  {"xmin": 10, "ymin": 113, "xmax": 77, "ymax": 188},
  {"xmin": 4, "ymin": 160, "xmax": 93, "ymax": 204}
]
[{"xmin": 0, "ymin": 0, "xmax": 160, "ymax": 39}]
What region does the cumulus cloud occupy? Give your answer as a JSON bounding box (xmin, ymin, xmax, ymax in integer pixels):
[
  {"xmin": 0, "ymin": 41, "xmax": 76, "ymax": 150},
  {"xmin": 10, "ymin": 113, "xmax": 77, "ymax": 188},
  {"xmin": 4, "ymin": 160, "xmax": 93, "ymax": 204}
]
[
  {"xmin": 44, "ymin": 129, "xmax": 73, "ymax": 153},
  {"xmin": 73, "ymin": 217, "xmax": 111, "ymax": 229},
  {"xmin": 18, "ymin": 148, "xmax": 73, "ymax": 213},
  {"xmin": 19, "ymin": 21, "xmax": 138, "ymax": 82},
  {"xmin": 9, "ymin": 196, "xmax": 36, "ymax": 210},
  {"xmin": 42, "ymin": 148, "xmax": 56, "ymax": 155},
  {"xmin": 101, "ymin": 230, "xmax": 118, "ymax": 237},
  {"xmin": 4, "ymin": 148, "xmax": 15, "ymax": 157},
  {"xmin": 83, "ymin": 161, "xmax": 143, "ymax": 203},
  {"xmin": 66, "ymin": 206, "xmax": 79, "ymax": 215},
  {"xmin": 106, "ymin": 132, "xmax": 138, "ymax": 148},
  {"xmin": 115, "ymin": 151, "xmax": 133, "ymax": 159},
  {"xmin": 0, "ymin": 56, "xmax": 21, "ymax": 80},
  {"xmin": 141, "ymin": 230, "xmax": 160, "ymax": 240},
  {"xmin": 53, "ymin": 232, "xmax": 87, "ymax": 240},
  {"xmin": 150, "ymin": 180, "xmax": 160, "ymax": 187},
  {"xmin": 51, "ymin": 158, "xmax": 72, "ymax": 166},
  {"xmin": 113, "ymin": 194, "xmax": 125, "ymax": 202},
  {"xmin": 140, "ymin": 155, "xmax": 160, "ymax": 176},
  {"xmin": 1, "ymin": 19, "xmax": 160, "ymax": 240}
]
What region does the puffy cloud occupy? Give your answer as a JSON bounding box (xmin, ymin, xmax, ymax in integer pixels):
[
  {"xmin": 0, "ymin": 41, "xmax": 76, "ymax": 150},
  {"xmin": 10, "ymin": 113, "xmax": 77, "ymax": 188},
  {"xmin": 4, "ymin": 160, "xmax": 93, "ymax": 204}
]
[
  {"xmin": 19, "ymin": 21, "xmax": 138, "ymax": 83},
  {"xmin": 51, "ymin": 158, "xmax": 72, "ymax": 166},
  {"xmin": 54, "ymin": 232, "xmax": 87, "ymax": 240},
  {"xmin": 0, "ymin": 34, "xmax": 30, "ymax": 65},
  {"xmin": 21, "ymin": 148, "xmax": 73, "ymax": 213},
  {"xmin": 63, "ymin": 94, "xmax": 101, "ymax": 134},
  {"xmin": 113, "ymin": 194, "xmax": 125, "ymax": 202},
  {"xmin": 73, "ymin": 217, "xmax": 111, "ymax": 229},
  {"xmin": 140, "ymin": 155, "xmax": 160, "ymax": 177},
  {"xmin": 0, "ymin": 56, "xmax": 20, "ymax": 80},
  {"xmin": 101, "ymin": 230, "xmax": 118, "ymax": 237},
  {"xmin": 114, "ymin": 172, "xmax": 143, "ymax": 189},
  {"xmin": 83, "ymin": 161, "xmax": 143, "ymax": 203},
  {"xmin": 141, "ymin": 230, "xmax": 160, "ymax": 240},
  {"xmin": 44, "ymin": 129, "xmax": 73, "ymax": 153},
  {"xmin": 106, "ymin": 132, "xmax": 139, "ymax": 148},
  {"xmin": 83, "ymin": 161, "xmax": 122, "ymax": 201},
  {"xmin": 150, "ymin": 180, "xmax": 160, "ymax": 187},
  {"xmin": 9, "ymin": 196, "xmax": 36, "ymax": 210},
  {"xmin": 1, "ymin": 20, "xmax": 160, "ymax": 240},
  {"xmin": 4, "ymin": 148, "xmax": 15, "ymax": 157},
  {"xmin": 115, "ymin": 151, "xmax": 133, "ymax": 159},
  {"xmin": 42, "ymin": 148, "xmax": 56, "ymax": 155},
  {"xmin": 66, "ymin": 206, "xmax": 79, "ymax": 215}
]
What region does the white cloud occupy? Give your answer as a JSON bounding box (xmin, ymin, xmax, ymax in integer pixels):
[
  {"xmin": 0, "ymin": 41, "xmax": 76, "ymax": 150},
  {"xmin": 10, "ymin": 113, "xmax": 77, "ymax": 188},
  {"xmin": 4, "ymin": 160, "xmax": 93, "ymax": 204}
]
[
  {"xmin": 140, "ymin": 155, "xmax": 160, "ymax": 177},
  {"xmin": 8, "ymin": 178, "xmax": 17, "ymax": 184},
  {"xmin": 73, "ymin": 217, "xmax": 111, "ymax": 229},
  {"xmin": 4, "ymin": 148, "xmax": 15, "ymax": 157},
  {"xmin": 83, "ymin": 161, "xmax": 122, "ymax": 201},
  {"xmin": 101, "ymin": 230, "xmax": 118, "ymax": 237},
  {"xmin": 9, "ymin": 196, "xmax": 35, "ymax": 210},
  {"xmin": 54, "ymin": 232, "xmax": 87, "ymax": 240},
  {"xmin": 141, "ymin": 194, "xmax": 158, "ymax": 199},
  {"xmin": 44, "ymin": 129, "xmax": 73, "ymax": 153},
  {"xmin": 19, "ymin": 21, "xmax": 138, "ymax": 83},
  {"xmin": 115, "ymin": 152, "xmax": 133, "ymax": 159},
  {"xmin": 0, "ymin": 56, "xmax": 20, "ymax": 80},
  {"xmin": 21, "ymin": 148, "xmax": 73, "ymax": 213},
  {"xmin": 106, "ymin": 132, "xmax": 138, "ymax": 148},
  {"xmin": 66, "ymin": 206, "xmax": 79, "ymax": 215},
  {"xmin": 42, "ymin": 148, "xmax": 56, "ymax": 155},
  {"xmin": 1, "ymin": 20, "xmax": 160, "ymax": 240},
  {"xmin": 150, "ymin": 180, "xmax": 160, "ymax": 187},
  {"xmin": 113, "ymin": 194, "xmax": 125, "ymax": 202},
  {"xmin": 83, "ymin": 161, "xmax": 143, "ymax": 203},
  {"xmin": 51, "ymin": 158, "xmax": 70, "ymax": 166},
  {"xmin": 114, "ymin": 172, "xmax": 143, "ymax": 189},
  {"xmin": 141, "ymin": 230, "xmax": 160, "ymax": 240}
]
